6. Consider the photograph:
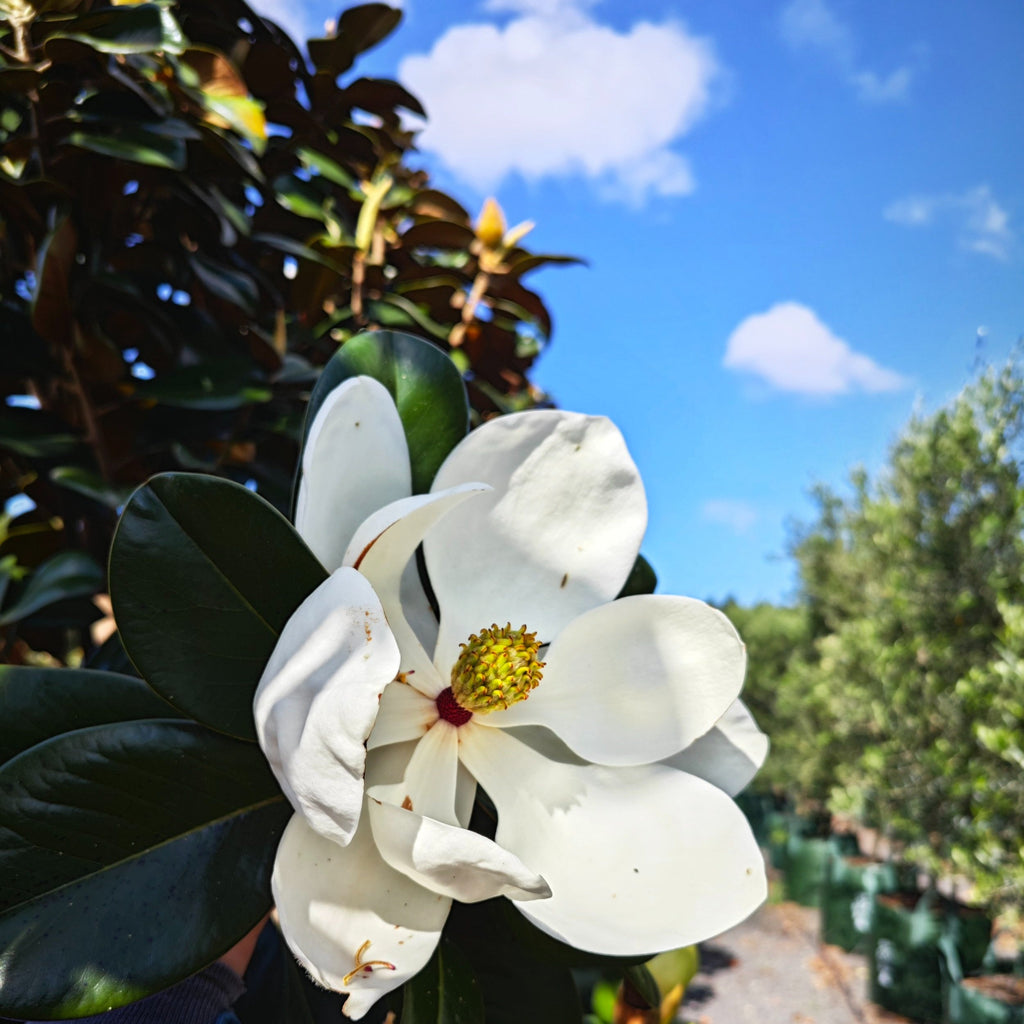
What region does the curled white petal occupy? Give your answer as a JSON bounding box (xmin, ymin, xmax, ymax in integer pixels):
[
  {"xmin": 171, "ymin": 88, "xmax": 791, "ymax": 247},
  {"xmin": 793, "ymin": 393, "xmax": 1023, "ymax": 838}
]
[
  {"xmin": 459, "ymin": 724, "xmax": 766, "ymax": 955},
  {"xmin": 272, "ymin": 813, "xmax": 449, "ymax": 1020},
  {"xmin": 253, "ymin": 568, "xmax": 400, "ymax": 846},
  {"xmin": 345, "ymin": 485, "xmax": 488, "ymax": 694},
  {"xmin": 488, "ymin": 596, "xmax": 746, "ymax": 767},
  {"xmin": 663, "ymin": 699, "xmax": 769, "ymax": 796},
  {"xmin": 367, "ymin": 721, "xmax": 551, "ymax": 903},
  {"xmin": 295, "ymin": 377, "xmax": 411, "ymax": 573},
  {"xmin": 427, "ymin": 410, "xmax": 647, "ymax": 669}
]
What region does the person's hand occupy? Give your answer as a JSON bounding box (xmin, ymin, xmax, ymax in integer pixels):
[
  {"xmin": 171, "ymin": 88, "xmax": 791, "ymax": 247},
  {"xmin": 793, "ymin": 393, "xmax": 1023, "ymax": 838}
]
[{"xmin": 218, "ymin": 915, "xmax": 269, "ymax": 977}]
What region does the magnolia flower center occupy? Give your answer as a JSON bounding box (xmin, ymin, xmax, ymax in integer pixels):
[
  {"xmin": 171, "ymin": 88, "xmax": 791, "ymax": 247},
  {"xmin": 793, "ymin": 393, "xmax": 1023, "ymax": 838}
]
[{"xmin": 438, "ymin": 622, "xmax": 545, "ymax": 721}]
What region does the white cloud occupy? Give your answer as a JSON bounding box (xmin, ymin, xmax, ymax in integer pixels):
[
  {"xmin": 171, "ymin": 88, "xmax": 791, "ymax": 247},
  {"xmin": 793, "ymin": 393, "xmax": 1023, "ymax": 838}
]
[
  {"xmin": 884, "ymin": 185, "xmax": 1013, "ymax": 260},
  {"xmin": 398, "ymin": 0, "xmax": 721, "ymax": 204},
  {"xmin": 723, "ymin": 302, "xmax": 908, "ymax": 396},
  {"xmin": 702, "ymin": 500, "xmax": 759, "ymax": 535},
  {"xmin": 883, "ymin": 194, "xmax": 937, "ymax": 227},
  {"xmin": 779, "ymin": 0, "xmax": 915, "ymax": 103}
]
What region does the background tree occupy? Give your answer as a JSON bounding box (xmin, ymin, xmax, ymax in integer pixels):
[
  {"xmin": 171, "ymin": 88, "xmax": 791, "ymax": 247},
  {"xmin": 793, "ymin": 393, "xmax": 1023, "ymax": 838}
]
[{"xmin": 750, "ymin": 360, "xmax": 1024, "ymax": 905}]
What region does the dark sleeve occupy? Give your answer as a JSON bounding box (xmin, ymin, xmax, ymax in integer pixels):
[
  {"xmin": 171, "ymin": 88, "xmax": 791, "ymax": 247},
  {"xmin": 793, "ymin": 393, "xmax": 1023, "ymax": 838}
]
[{"xmin": 26, "ymin": 964, "xmax": 246, "ymax": 1024}]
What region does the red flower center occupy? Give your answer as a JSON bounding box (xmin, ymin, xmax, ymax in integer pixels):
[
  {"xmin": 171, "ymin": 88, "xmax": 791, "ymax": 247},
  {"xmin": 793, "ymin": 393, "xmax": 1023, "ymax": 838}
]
[{"xmin": 436, "ymin": 687, "xmax": 473, "ymax": 727}]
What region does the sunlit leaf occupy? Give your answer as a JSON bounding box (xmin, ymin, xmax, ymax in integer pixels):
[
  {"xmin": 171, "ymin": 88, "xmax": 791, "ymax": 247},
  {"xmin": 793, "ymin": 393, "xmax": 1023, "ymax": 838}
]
[
  {"xmin": 304, "ymin": 329, "xmax": 468, "ymax": 495},
  {"xmin": 109, "ymin": 473, "xmax": 327, "ymax": 739},
  {"xmin": 0, "ymin": 720, "xmax": 288, "ymax": 1019}
]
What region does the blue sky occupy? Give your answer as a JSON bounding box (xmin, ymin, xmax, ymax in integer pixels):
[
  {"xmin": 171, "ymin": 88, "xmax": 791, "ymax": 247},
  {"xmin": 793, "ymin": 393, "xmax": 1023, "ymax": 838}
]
[{"xmin": 262, "ymin": 0, "xmax": 1023, "ymax": 606}]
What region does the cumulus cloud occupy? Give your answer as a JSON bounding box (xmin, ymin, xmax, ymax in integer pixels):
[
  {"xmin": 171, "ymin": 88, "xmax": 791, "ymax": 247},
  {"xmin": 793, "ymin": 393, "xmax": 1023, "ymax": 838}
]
[
  {"xmin": 884, "ymin": 185, "xmax": 1013, "ymax": 259},
  {"xmin": 779, "ymin": 0, "xmax": 915, "ymax": 103},
  {"xmin": 398, "ymin": 0, "xmax": 721, "ymax": 204},
  {"xmin": 702, "ymin": 500, "xmax": 759, "ymax": 535},
  {"xmin": 723, "ymin": 302, "xmax": 908, "ymax": 396}
]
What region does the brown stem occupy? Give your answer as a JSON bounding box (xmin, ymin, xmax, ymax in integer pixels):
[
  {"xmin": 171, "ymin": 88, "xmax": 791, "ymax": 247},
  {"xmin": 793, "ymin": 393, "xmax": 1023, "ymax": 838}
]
[
  {"xmin": 461, "ymin": 270, "xmax": 490, "ymax": 326},
  {"xmin": 351, "ymin": 251, "xmax": 365, "ymax": 325},
  {"xmin": 12, "ymin": 19, "xmax": 30, "ymax": 63},
  {"xmin": 64, "ymin": 345, "xmax": 113, "ymax": 482}
]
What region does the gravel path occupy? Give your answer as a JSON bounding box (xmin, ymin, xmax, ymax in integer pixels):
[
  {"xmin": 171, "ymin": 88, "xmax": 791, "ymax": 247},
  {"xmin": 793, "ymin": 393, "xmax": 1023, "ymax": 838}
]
[{"xmin": 678, "ymin": 901, "xmax": 906, "ymax": 1024}]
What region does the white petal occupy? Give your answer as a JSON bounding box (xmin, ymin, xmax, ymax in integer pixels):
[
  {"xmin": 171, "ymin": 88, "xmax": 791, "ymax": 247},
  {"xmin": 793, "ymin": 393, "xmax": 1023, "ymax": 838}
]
[
  {"xmin": 373, "ymin": 736, "xmax": 477, "ymax": 828},
  {"xmin": 295, "ymin": 377, "xmax": 411, "ymax": 573},
  {"xmin": 400, "ymin": 557, "xmax": 439, "ymax": 662},
  {"xmin": 346, "ymin": 485, "xmax": 488, "ymax": 694},
  {"xmin": 663, "ymin": 699, "xmax": 769, "ymax": 796},
  {"xmin": 366, "ymin": 680, "xmax": 438, "ymax": 751},
  {"xmin": 371, "ymin": 717, "xmax": 461, "ymax": 824},
  {"xmin": 454, "ymin": 758, "xmax": 477, "ymax": 828},
  {"xmin": 253, "ymin": 568, "xmax": 400, "ymax": 846},
  {"xmin": 367, "ymin": 721, "xmax": 551, "ymax": 903},
  {"xmin": 488, "ymin": 596, "xmax": 746, "ymax": 767},
  {"xmin": 458, "ymin": 725, "xmax": 766, "ymax": 956},
  {"xmin": 426, "ymin": 411, "xmax": 647, "ymax": 669},
  {"xmin": 273, "ymin": 813, "xmax": 449, "ymax": 1020}
]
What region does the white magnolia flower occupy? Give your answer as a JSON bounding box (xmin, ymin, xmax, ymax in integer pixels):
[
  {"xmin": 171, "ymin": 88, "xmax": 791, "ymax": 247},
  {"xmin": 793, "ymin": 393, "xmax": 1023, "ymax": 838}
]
[{"xmin": 254, "ymin": 377, "xmax": 768, "ymax": 1019}]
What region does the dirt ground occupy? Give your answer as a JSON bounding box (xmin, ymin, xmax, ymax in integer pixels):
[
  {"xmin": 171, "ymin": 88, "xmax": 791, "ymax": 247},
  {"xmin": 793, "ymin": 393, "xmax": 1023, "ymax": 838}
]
[{"xmin": 678, "ymin": 901, "xmax": 911, "ymax": 1024}]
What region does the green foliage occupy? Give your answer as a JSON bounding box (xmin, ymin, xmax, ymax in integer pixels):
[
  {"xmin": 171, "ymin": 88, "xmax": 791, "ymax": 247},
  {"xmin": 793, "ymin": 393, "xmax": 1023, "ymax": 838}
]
[
  {"xmin": 0, "ymin": 718, "xmax": 288, "ymax": 1019},
  {"xmin": 0, "ymin": 330, "xmax": 477, "ymax": 1018},
  {"xmin": 0, "ymin": 0, "xmax": 572, "ymax": 667},
  {"xmin": 0, "ymin": 664, "xmax": 182, "ymax": 762},
  {"xmin": 401, "ymin": 938, "xmax": 485, "ymax": 1024},
  {"xmin": 307, "ymin": 329, "xmax": 470, "ymax": 495},
  {"xmin": 747, "ymin": 360, "xmax": 1024, "ymax": 908},
  {"xmin": 717, "ymin": 601, "xmax": 807, "ymax": 740},
  {"xmin": 109, "ymin": 472, "xmax": 326, "ymax": 739}
]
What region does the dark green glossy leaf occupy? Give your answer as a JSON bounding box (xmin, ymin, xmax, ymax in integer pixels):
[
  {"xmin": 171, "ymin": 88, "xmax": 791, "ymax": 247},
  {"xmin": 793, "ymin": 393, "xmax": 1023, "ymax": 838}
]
[
  {"xmin": 0, "ymin": 665, "xmax": 181, "ymax": 765},
  {"xmin": 65, "ymin": 126, "xmax": 188, "ymax": 170},
  {"xmin": 401, "ymin": 221, "xmax": 476, "ymax": 252},
  {"xmin": 297, "ymin": 147, "xmax": 358, "ymax": 191},
  {"xmin": 0, "ymin": 720, "xmax": 288, "ymax": 1020},
  {"xmin": 0, "ymin": 551, "xmax": 103, "ymax": 627},
  {"xmin": 0, "ymin": 555, "xmax": 20, "ymax": 609},
  {"xmin": 621, "ymin": 964, "xmax": 659, "ymax": 1010},
  {"xmin": 43, "ymin": 4, "xmax": 182, "ymax": 54},
  {"xmin": 73, "ymin": 88, "xmax": 170, "ymax": 124},
  {"xmin": 108, "ymin": 473, "xmax": 327, "ymax": 740},
  {"xmin": 616, "ymin": 554, "xmax": 657, "ymax": 599},
  {"xmin": 50, "ymin": 466, "xmax": 132, "ymax": 510},
  {"xmin": 0, "ymin": 407, "xmax": 79, "ymax": 458},
  {"xmin": 336, "ymin": 3, "xmax": 402, "ymax": 55},
  {"xmin": 308, "ymin": 4, "xmax": 402, "ymax": 76},
  {"xmin": 446, "ymin": 901, "xmax": 582, "ymax": 1024},
  {"xmin": 190, "ymin": 251, "xmax": 260, "ymax": 313},
  {"xmin": 344, "ymin": 77, "xmax": 425, "ymax": 119},
  {"xmin": 409, "ymin": 190, "xmax": 470, "ymax": 222},
  {"xmin": 505, "ymin": 253, "xmax": 586, "ymax": 279},
  {"xmin": 252, "ymin": 232, "xmax": 345, "ymax": 272},
  {"xmin": 369, "ymin": 295, "xmax": 449, "ymax": 341},
  {"xmin": 133, "ymin": 361, "xmax": 271, "ymax": 411},
  {"xmin": 305, "ymin": 330, "xmax": 468, "ymax": 495},
  {"xmin": 402, "ymin": 937, "xmax": 484, "ymax": 1024}
]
